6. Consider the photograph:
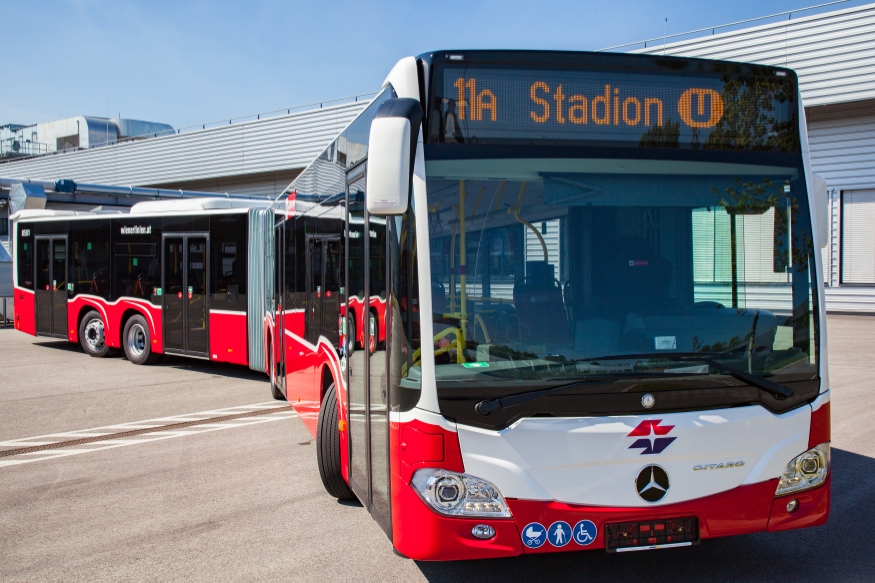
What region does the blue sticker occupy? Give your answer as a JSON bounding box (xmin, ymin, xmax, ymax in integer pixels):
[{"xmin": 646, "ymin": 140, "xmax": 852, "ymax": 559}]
[
  {"xmin": 521, "ymin": 522, "xmax": 547, "ymax": 549},
  {"xmin": 573, "ymin": 520, "xmax": 598, "ymax": 546},
  {"xmin": 547, "ymin": 521, "xmax": 572, "ymax": 547}
]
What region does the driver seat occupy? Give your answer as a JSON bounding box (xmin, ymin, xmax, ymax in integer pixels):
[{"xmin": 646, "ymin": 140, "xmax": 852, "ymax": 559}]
[{"xmin": 513, "ymin": 261, "xmax": 572, "ymax": 344}]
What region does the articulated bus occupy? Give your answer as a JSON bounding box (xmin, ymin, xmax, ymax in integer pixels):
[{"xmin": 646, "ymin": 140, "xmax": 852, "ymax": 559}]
[
  {"xmin": 272, "ymin": 50, "xmax": 831, "ymax": 560},
  {"xmin": 11, "ymin": 198, "xmax": 274, "ymax": 373}
]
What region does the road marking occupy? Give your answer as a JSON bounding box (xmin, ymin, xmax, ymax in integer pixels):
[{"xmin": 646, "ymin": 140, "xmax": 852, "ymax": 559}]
[{"xmin": 0, "ymin": 402, "xmax": 296, "ymax": 468}]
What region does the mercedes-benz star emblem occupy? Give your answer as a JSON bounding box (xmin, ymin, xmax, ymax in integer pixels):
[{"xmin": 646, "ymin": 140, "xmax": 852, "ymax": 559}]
[
  {"xmin": 641, "ymin": 394, "xmax": 655, "ymax": 409},
  {"xmin": 636, "ymin": 465, "xmax": 670, "ymax": 503}
]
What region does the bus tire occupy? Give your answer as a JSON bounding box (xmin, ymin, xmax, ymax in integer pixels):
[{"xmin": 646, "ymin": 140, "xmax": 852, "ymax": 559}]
[
  {"xmin": 123, "ymin": 314, "xmax": 160, "ymax": 365},
  {"xmin": 270, "ymin": 337, "xmax": 286, "ymax": 401},
  {"xmin": 270, "ymin": 373, "xmax": 285, "ymax": 400},
  {"xmin": 317, "ymin": 383, "xmax": 355, "ymax": 500},
  {"xmin": 346, "ymin": 314, "xmax": 356, "ymax": 354},
  {"xmin": 79, "ymin": 310, "xmax": 110, "ymax": 358}
]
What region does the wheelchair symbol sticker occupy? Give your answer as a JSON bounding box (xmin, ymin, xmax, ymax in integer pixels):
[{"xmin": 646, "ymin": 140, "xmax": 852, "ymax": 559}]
[
  {"xmin": 573, "ymin": 520, "xmax": 598, "ymax": 546},
  {"xmin": 547, "ymin": 521, "xmax": 572, "ymax": 547},
  {"xmin": 521, "ymin": 522, "xmax": 547, "ymax": 549}
]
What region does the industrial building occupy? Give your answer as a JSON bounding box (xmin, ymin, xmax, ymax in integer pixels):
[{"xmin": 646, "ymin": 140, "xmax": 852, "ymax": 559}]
[
  {"xmin": 1, "ymin": 2, "xmax": 874, "ymax": 310},
  {"xmin": 632, "ymin": 1, "xmax": 875, "ymax": 311},
  {"xmin": 1, "ymin": 117, "xmax": 174, "ymax": 158}
]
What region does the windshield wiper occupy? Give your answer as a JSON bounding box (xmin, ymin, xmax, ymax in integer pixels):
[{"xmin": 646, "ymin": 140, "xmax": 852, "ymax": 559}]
[
  {"xmin": 475, "ymin": 379, "xmax": 599, "ymax": 416},
  {"xmin": 580, "ymin": 352, "xmax": 794, "ymax": 399},
  {"xmin": 474, "ymin": 372, "xmax": 700, "ymax": 416},
  {"xmin": 474, "ymin": 353, "xmax": 793, "ymax": 416}
]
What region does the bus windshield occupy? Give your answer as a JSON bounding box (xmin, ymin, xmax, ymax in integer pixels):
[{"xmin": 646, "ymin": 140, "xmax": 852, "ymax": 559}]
[{"xmin": 422, "ymin": 153, "xmax": 818, "ymax": 409}]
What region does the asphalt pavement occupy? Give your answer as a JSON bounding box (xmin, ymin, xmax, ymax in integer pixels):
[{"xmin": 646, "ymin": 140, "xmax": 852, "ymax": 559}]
[{"xmin": 1, "ymin": 316, "xmax": 873, "ymax": 580}]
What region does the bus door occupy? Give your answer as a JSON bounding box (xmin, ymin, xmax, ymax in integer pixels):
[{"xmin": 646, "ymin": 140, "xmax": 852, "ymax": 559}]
[
  {"xmin": 345, "ymin": 160, "xmax": 392, "ymax": 537},
  {"xmin": 34, "ymin": 236, "xmax": 68, "ymax": 338},
  {"xmin": 304, "ymin": 234, "xmax": 341, "ymax": 347},
  {"xmin": 272, "ymin": 221, "xmax": 285, "ymax": 395},
  {"xmin": 162, "ymin": 234, "xmax": 209, "ymax": 357}
]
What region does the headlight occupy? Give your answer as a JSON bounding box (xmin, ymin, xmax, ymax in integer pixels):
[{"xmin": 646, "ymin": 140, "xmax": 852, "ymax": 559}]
[
  {"xmin": 776, "ymin": 443, "xmax": 830, "ymax": 496},
  {"xmin": 411, "ymin": 468, "xmax": 512, "ymax": 518}
]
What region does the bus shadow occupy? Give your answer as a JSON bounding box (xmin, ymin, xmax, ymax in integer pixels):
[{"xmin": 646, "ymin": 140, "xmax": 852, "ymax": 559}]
[
  {"xmin": 415, "ymin": 448, "xmax": 875, "ymax": 580},
  {"xmin": 152, "ymin": 355, "xmax": 269, "ymax": 382},
  {"xmin": 30, "ymin": 339, "xmax": 269, "ymax": 383},
  {"xmin": 32, "ymin": 340, "xmax": 85, "ymax": 353}
]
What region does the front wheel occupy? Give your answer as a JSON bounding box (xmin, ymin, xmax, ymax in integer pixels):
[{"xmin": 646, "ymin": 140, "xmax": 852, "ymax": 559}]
[
  {"xmin": 123, "ymin": 314, "xmax": 160, "ymax": 365},
  {"xmin": 79, "ymin": 310, "xmax": 110, "ymax": 357},
  {"xmin": 316, "ymin": 383, "xmax": 355, "ymax": 500}
]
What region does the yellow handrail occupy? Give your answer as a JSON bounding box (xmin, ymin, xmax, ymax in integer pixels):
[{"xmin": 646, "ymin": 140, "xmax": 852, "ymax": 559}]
[{"xmin": 508, "ymin": 182, "xmax": 548, "ymax": 262}]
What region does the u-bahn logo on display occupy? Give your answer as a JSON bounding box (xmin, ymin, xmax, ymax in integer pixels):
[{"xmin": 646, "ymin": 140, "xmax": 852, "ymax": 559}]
[{"xmin": 627, "ymin": 419, "xmax": 676, "ymax": 455}]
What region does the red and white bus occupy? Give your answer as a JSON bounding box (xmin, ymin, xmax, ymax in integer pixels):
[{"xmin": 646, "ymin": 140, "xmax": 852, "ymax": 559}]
[
  {"xmin": 272, "ymin": 50, "xmax": 831, "ymax": 559},
  {"xmin": 11, "ymin": 197, "xmax": 275, "ymax": 375}
]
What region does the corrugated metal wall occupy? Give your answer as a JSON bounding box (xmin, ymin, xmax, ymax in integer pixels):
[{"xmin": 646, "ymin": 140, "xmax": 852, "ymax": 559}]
[
  {"xmin": 0, "ymin": 102, "xmax": 367, "ymax": 187},
  {"xmin": 633, "ymin": 3, "xmax": 875, "ymax": 107},
  {"xmin": 152, "ymin": 169, "xmax": 301, "ymax": 199},
  {"xmin": 635, "ymin": 3, "xmax": 875, "ymax": 312},
  {"xmin": 807, "ymin": 102, "xmax": 875, "ymax": 191}
]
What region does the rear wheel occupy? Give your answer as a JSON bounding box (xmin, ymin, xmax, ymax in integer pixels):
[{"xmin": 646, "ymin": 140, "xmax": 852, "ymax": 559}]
[
  {"xmin": 123, "ymin": 314, "xmax": 160, "ymax": 365},
  {"xmin": 79, "ymin": 310, "xmax": 110, "ymax": 357},
  {"xmin": 316, "ymin": 383, "xmax": 355, "ymax": 500}
]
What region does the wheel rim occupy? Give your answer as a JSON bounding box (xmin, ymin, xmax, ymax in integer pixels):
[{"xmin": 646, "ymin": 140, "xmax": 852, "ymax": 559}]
[
  {"xmin": 84, "ymin": 319, "xmax": 105, "ymax": 351},
  {"xmin": 127, "ymin": 323, "xmax": 147, "ymax": 357}
]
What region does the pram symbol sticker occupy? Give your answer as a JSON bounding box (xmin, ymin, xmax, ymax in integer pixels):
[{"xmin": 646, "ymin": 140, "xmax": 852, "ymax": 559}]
[
  {"xmin": 521, "ymin": 522, "xmax": 546, "ymax": 548},
  {"xmin": 573, "ymin": 520, "xmax": 598, "ymax": 546},
  {"xmin": 547, "ymin": 521, "xmax": 572, "ymax": 547}
]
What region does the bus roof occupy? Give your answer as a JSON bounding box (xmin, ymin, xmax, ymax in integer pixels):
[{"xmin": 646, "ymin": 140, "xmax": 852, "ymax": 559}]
[
  {"xmin": 10, "ymin": 198, "xmax": 275, "ymax": 223},
  {"xmin": 415, "ymin": 49, "xmax": 797, "ymax": 79},
  {"xmin": 130, "ymin": 198, "xmax": 274, "ymax": 214}
]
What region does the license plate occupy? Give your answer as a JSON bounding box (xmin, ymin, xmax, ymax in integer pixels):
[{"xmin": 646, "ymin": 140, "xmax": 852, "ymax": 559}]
[{"xmin": 605, "ymin": 517, "xmax": 699, "ymax": 552}]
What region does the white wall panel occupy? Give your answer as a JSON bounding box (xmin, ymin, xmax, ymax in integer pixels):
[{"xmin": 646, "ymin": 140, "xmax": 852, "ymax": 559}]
[
  {"xmin": 633, "ymin": 3, "xmax": 875, "ymax": 108},
  {"xmin": 807, "ymin": 105, "xmax": 875, "ymax": 191},
  {"xmin": 841, "ymin": 189, "xmax": 875, "ymax": 283}
]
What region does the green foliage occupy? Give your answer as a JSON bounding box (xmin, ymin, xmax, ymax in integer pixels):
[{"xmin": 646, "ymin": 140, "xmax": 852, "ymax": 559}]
[{"xmin": 704, "ymin": 77, "xmax": 798, "ymax": 152}]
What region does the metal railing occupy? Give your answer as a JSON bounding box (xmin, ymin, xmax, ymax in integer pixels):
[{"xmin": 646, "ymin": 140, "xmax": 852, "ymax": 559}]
[
  {"xmin": 596, "ymin": 0, "xmax": 852, "ymax": 52},
  {"xmin": 1, "ymin": 139, "xmax": 51, "ymax": 158}
]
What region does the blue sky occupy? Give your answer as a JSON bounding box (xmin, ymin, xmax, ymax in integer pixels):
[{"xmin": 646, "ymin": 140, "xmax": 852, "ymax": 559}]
[{"xmin": 0, "ymin": 0, "xmax": 867, "ymax": 130}]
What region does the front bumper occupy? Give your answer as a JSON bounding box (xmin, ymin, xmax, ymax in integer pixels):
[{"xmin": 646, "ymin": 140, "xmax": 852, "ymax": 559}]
[{"xmin": 393, "ymin": 476, "xmax": 830, "ymax": 560}]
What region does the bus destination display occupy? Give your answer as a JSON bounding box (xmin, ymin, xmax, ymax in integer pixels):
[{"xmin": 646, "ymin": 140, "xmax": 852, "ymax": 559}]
[{"xmin": 431, "ymin": 66, "xmax": 798, "ymax": 151}]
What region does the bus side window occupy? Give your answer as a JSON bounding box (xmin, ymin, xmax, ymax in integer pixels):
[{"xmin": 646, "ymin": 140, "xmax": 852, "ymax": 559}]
[
  {"xmin": 69, "ymin": 219, "xmax": 111, "ymax": 299},
  {"xmin": 210, "ymin": 214, "xmax": 247, "ymax": 310},
  {"xmin": 17, "ymin": 227, "xmax": 35, "ymax": 290},
  {"xmin": 113, "ymin": 242, "xmax": 157, "ymax": 300}
]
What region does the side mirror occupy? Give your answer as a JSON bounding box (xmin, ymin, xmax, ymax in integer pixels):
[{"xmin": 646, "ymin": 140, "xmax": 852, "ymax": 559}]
[
  {"xmin": 813, "ymin": 174, "xmax": 828, "ymax": 249},
  {"xmin": 366, "ymin": 98, "xmax": 422, "ymax": 216}
]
